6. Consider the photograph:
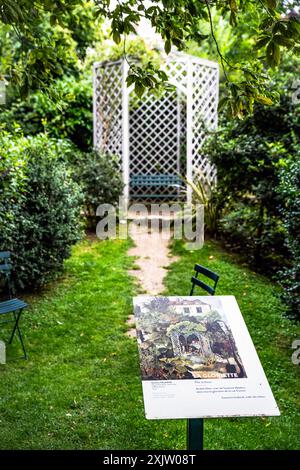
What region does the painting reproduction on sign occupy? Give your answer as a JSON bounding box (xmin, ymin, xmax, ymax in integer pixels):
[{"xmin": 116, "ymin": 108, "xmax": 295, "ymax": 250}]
[{"xmin": 134, "ymin": 296, "xmax": 246, "ymax": 381}]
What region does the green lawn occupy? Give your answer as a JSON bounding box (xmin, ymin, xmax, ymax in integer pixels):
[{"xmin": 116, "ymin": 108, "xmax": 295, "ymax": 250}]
[
  {"xmin": 164, "ymin": 240, "xmax": 300, "ymax": 450},
  {"xmin": 0, "ymin": 237, "xmax": 299, "ymax": 449}
]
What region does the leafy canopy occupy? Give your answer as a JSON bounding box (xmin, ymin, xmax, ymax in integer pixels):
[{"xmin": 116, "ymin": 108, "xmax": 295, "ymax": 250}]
[
  {"xmin": 97, "ymin": 0, "xmax": 300, "ymax": 116},
  {"xmin": 0, "ymin": 1, "xmax": 101, "ymax": 93},
  {"xmin": 0, "ymin": 0, "xmax": 299, "ymax": 116}
]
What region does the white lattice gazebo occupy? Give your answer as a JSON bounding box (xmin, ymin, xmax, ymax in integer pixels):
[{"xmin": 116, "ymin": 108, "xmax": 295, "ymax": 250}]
[{"xmin": 93, "ymin": 51, "xmax": 219, "ymax": 203}]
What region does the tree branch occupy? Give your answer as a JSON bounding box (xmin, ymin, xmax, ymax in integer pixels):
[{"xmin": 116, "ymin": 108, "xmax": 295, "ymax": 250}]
[{"xmin": 204, "ymin": 0, "xmax": 230, "ymax": 81}]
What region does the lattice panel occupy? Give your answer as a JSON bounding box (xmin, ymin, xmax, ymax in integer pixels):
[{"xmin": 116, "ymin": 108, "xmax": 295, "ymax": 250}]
[
  {"xmin": 165, "ymin": 57, "xmax": 187, "ymax": 92},
  {"xmin": 129, "ymin": 89, "xmax": 181, "ymax": 197},
  {"xmin": 191, "ymin": 63, "xmax": 218, "ymax": 185},
  {"xmin": 93, "ymin": 54, "xmax": 219, "ymax": 201},
  {"xmin": 93, "ymin": 61, "xmax": 123, "ymax": 164}
]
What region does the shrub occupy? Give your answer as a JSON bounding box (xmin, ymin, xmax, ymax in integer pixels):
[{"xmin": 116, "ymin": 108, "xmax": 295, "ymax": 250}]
[
  {"xmin": 1, "ymin": 75, "xmax": 93, "ymax": 152},
  {"xmin": 206, "ymin": 123, "xmax": 287, "ymax": 268},
  {"xmin": 72, "ymin": 150, "xmax": 123, "ymax": 223},
  {"xmin": 277, "ymin": 156, "xmax": 300, "ymax": 320},
  {"xmin": 182, "ymin": 171, "xmax": 220, "ymax": 236},
  {"xmin": 219, "ymin": 202, "xmax": 287, "ymax": 271},
  {"xmin": 205, "ymin": 66, "xmax": 299, "ymax": 271},
  {"xmin": 0, "ymin": 133, "xmax": 83, "ymax": 290}
]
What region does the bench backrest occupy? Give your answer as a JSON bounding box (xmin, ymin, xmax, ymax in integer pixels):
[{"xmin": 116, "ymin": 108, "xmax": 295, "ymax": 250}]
[
  {"xmin": 190, "ymin": 264, "xmax": 219, "ymax": 296},
  {"xmin": 130, "ymin": 174, "xmax": 182, "ymax": 187},
  {"xmin": 0, "ymin": 251, "xmax": 13, "ymax": 298}
]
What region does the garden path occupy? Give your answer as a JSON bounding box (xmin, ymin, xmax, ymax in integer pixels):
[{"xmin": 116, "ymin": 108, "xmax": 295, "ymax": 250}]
[{"xmin": 126, "ymin": 215, "xmax": 178, "ymax": 337}]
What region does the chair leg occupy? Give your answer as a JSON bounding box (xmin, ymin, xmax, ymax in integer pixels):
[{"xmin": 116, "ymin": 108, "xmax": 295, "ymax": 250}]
[
  {"xmin": 8, "ymin": 310, "xmax": 21, "ymax": 344},
  {"xmin": 16, "ymin": 323, "xmax": 27, "ymax": 360},
  {"xmin": 8, "ymin": 309, "xmax": 27, "ymax": 359}
]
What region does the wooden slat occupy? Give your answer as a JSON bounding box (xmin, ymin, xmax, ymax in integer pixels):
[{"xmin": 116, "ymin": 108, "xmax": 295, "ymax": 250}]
[
  {"xmin": 190, "ymin": 276, "xmax": 215, "ymax": 295},
  {"xmin": 0, "ymin": 264, "xmax": 12, "ymax": 272},
  {"xmin": 194, "ymin": 264, "xmax": 219, "ymax": 282},
  {"xmin": 130, "ymin": 174, "xmax": 182, "ymax": 187},
  {"xmin": 0, "ymin": 298, "xmax": 27, "ymax": 314}
]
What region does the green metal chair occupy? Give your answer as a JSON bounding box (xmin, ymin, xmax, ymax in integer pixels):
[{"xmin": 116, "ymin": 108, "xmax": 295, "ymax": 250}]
[
  {"xmin": 190, "ymin": 263, "xmax": 219, "ymax": 296},
  {"xmin": 0, "ymin": 251, "xmax": 28, "ymax": 359},
  {"xmin": 187, "ymin": 263, "xmax": 220, "ymax": 450}
]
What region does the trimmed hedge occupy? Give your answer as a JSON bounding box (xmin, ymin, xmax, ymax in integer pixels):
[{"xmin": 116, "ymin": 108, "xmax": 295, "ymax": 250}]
[
  {"xmin": 72, "ymin": 150, "xmax": 123, "ymax": 221},
  {"xmin": 278, "ymin": 157, "xmax": 300, "ymax": 320},
  {"xmin": 0, "ymin": 133, "xmax": 83, "ymax": 290}
]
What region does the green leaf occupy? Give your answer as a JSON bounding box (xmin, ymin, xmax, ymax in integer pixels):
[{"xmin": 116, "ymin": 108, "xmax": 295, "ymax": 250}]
[
  {"xmin": 266, "ymin": 41, "xmax": 280, "ymax": 67},
  {"xmin": 288, "ymin": 19, "xmax": 300, "ymax": 37},
  {"xmin": 194, "ymin": 33, "xmax": 209, "ymax": 43},
  {"xmin": 255, "ymin": 94, "xmax": 273, "ymax": 105},
  {"xmin": 144, "ymin": 77, "xmax": 154, "ymax": 87},
  {"xmin": 135, "ymin": 81, "xmax": 145, "ymax": 98},
  {"xmin": 126, "ymin": 75, "xmax": 136, "ymax": 87},
  {"xmin": 164, "ymin": 39, "xmax": 171, "ymax": 54},
  {"xmin": 112, "ymin": 31, "xmax": 121, "ymax": 44},
  {"xmin": 264, "ymin": 0, "xmax": 277, "ymax": 9},
  {"xmin": 158, "ymin": 70, "xmax": 168, "ymax": 81},
  {"xmin": 218, "ymin": 96, "xmax": 229, "ymax": 111},
  {"xmin": 50, "ymin": 15, "xmax": 57, "ymax": 26},
  {"xmin": 294, "ymin": 46, "xmax": 300, "ymax": 56},
  {"xmin": 272, "ymin": 21, "xmax": 287, "ymax": 35},
  {"xmin": 254, "ymin": 36, "xmax": 270, "ymax": 50},
  {"xmin": 260, "ymin": 17, "xmax": 274, "ymax": 29},
  {"xmin": 273, "ymin": 34, "xmax": 294, "ymax": 48}
]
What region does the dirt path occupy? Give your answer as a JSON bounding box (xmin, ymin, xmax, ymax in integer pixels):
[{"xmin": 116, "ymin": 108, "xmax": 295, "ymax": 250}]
[{"xmin": 126, "ymin": 218, "xmax": 178, "ymax": 337}]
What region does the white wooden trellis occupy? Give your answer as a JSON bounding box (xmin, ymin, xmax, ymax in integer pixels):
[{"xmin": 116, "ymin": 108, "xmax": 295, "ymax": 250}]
[{"xmin": 93, "ymin": 52, "xmax": 219, "ymax": 204}]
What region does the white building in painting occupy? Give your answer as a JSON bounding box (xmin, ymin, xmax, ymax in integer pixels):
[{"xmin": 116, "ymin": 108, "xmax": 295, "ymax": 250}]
[{"xmin": 169, "ymin": 299, "xmax": 211, "ymax": 319}]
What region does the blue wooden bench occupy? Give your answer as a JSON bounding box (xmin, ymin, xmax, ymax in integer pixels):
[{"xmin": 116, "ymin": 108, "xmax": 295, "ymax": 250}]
[{"xmin": 130, "ymin": 174, "xmax": 182, "ymax": 199}]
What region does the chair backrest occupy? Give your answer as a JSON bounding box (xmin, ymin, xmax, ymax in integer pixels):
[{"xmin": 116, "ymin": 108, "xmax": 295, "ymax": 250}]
[
  {"xmin": 0, "ymin": 251, "xmax": 13, "ymax": 298},
  {"xmin": 190, "ymin": 263, "xmax": 219, "ymax": 296}
]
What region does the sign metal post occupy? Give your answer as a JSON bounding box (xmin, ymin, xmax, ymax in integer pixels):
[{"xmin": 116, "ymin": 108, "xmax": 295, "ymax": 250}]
[{"xmin": 187, "ymin": 418, "xmax": 204, "ymax": 450}]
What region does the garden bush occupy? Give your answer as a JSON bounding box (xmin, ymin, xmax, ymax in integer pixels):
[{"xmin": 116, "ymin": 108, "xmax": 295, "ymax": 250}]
[
  {"xmin": 1, "ymin": 75, "xmax": 93, "ymax": 152},
  {"xmin": 205, "ymin": 65, "xmax": 299, "ymax": 272},
  {"xmin": 277, "ymin": 155, "xmax": 300, "ymax": 320},
  {"xmin": 72, "ymin": 150, "xmax": 123, "ymax": 224},
  {"xmin": 0, "ymin": 132, "xmax": 83, "ymax": 290},
  {"xmin": 219, "ymin": 202, "xmax": 287, "ymax": 271},
  {"xmin": 204, "ymin": 63, "xmax": 300, "ymax": 317},
  {"xmin": 206, "ymin": 122, "xmax": 287, "ymax": 269}
]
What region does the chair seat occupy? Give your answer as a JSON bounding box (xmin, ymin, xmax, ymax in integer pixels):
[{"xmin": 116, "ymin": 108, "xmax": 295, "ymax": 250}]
[
  {"xmin": 0, "ymin": 264, "xmax": 12, "ymax": 272},
  {"xmin": 0, "ymin": 298, "xmax": 28, "ymax": 315}
]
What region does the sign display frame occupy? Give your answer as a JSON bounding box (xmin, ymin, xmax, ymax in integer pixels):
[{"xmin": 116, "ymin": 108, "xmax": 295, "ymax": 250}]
[{"xmin": 133, "ymin": 295, "xmax": 280, "ymax": 421}]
